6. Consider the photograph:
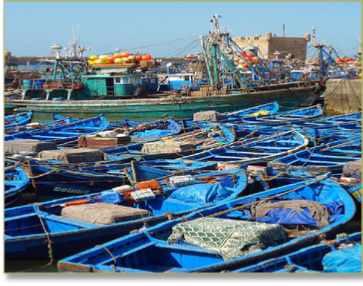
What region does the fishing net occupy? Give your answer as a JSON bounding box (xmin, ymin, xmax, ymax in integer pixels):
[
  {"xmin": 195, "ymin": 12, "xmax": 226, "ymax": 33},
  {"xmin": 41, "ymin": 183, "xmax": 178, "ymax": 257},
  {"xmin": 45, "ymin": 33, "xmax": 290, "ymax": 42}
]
[
  {"xmin": 36, "ymin": 148, "xmax": 107, "ymax": 163},
  {"xmin": 193, "ymin": 111, "xmax": 227, "ymax": 122},
  {"xmin": 167, "ymin": 217, "xmax": 287, "ymax": 260},
  {"xmin": 5, "ymin": 139, "xmax": 57, "ymax": 154},
  {"xmin": 61, "ymin": 203, "xmax": 151, "ymax": 225},
  {"xmin": 141, "ymin": 142, "xmax": 193, "ymax": 154}
]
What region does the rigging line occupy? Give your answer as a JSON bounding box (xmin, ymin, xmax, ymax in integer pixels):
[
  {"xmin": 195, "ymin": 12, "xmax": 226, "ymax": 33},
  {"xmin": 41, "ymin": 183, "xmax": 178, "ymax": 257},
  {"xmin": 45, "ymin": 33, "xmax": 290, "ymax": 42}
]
[
  {"xmin": 174, "ymin": 41, "xmax": 200, "ymax": 58},
  {"xmin": 102, "ymin": 36, "xmax": 201, "ymax": 55},
  {"xmin": 165, "ymin": 39, "xmax": 199, "ymax": 58}
]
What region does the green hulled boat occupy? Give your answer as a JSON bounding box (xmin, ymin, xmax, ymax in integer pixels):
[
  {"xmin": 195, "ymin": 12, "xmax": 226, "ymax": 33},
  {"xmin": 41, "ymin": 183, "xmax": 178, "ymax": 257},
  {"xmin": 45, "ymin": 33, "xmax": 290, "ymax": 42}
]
[{"xmin": 7, "ymin": 81, "xmax": 322, "ymax": 121}]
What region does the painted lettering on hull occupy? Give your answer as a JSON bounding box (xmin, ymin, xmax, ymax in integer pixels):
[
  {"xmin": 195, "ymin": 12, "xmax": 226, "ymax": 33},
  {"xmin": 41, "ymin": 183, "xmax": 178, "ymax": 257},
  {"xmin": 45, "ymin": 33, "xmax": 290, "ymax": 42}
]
[{"xmin": 53, "ymin": 187, "xmax": 91, "ymax": 195}]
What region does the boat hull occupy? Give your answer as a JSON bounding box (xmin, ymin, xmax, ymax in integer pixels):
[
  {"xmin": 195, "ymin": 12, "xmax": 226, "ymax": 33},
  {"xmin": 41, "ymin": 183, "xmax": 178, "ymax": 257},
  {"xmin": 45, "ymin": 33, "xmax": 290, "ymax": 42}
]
[{"xmin": 8, "ymin": 85, "xmax": 321, "ymax": 120}]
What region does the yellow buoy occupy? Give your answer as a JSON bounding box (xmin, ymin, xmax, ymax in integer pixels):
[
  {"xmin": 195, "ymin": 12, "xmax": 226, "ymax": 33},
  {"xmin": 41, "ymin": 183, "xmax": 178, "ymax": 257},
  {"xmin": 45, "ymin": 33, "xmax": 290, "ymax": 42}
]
[
  {"xmin": 99, "ymin": 55, "xmax": 109, "ymax": 60},
  {"xmin": 247, "ymin": 110, "xmax": 270, "ymax": 116},
  {"xmin": 94, "ymin": 59, "xmax": 104, "ymax": 64},
  {"xmin": 88, "ymin": 60, "xmax": 95, "ymax": 65},
  {"xmin": 89, "ymin": 55, "xmax": 98, "ymax": 61},
  {"xmin": 114, "ymin": 58, "xmax": 124, "ymax": 64}
]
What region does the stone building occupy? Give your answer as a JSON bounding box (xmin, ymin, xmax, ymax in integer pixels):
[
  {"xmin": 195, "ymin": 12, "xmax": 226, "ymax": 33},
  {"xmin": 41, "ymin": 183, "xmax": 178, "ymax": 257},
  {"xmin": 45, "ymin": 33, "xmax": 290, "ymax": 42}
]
[{"xmin": 232, "ymin": 32, "xmax": 311, "ymax": 60}]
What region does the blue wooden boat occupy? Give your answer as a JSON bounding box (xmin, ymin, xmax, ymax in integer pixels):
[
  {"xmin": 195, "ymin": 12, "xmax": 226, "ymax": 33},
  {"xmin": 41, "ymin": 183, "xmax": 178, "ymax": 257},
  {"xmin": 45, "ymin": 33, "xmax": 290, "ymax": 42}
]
[
  {"xmin": 79, "ymin": 159, "xmax": 218, "ymax": 179},
  {"xmin": 102, "ymin": 125, "xmax": 236, "ymax": 161},
  {"xmin": 5, "ymin": 169, "xmax": 247, "ymax": 260},
  {"xmin": 5, "ymin": 161, "xmax": 30, "ymax": 207},
  {"xmin": 237, "ymin": 105, "xmax": 323, "ymax": 125},
  {"xmin": 5, "ymin": 110, "xmax": 34, "ymax": 130},
  {"xmin": 181, "ymin": 130, "xmax": 309, "ymax": 165},
  {"xmin": 268, "ymin": 136, "xmax": 361, "ymax": 177},
  {"xmin": 346, "ymin": 183, "xmax": 362, "ymax": 204},
  {"xmin": 181, "ymin": 101, "xmax": 281, "ymax": 128},
  {"xmin": 109, "ymin": 118, "xmax": 182, "ymax": 142},
  {"xmin": 232, "ymin": 232, "xmax": 361, "ymax": 273},
  {"xmin": 310, "ymin": 112, "xmax": 361, "ymax": 125},
  {"xmin": 4, "ymin": 116, "xmax": 78, "ymax": 139},
  {"xmin": 24, "ymin": 159, "xmax": 127, "ymax": 201},
  {"xmin": 57, "ymin": 176, "xmax": 355, "ymax": 273},
  {"xmin": 5, "ymin": 115, "xmax": 109, "ymax": 143}
]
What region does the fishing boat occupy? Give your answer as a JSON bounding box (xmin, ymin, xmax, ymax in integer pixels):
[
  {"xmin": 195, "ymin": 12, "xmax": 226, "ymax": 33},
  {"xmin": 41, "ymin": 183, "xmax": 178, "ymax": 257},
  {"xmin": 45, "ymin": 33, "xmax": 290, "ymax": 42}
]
[
  {"xmin": 6, "ymin": 18, "xmax": 323, "ymax": 120},
  {"xmin": 345, "ymin": 183, "xmax": 362, "ymax": 204},
  {"xmin": 102, "ymin": 125, "xmax": 236, "ymax": 161},
  {"xmin": 181, "ymin": 130, "xmax": 309, "ymax": 165},
  {"xmin": 180, "ymin": 101, "xmax": 281, "ymax": 128},
  {"xmin": 232, "ymin": 232, "xmax": 361, "ymax": 273},
  {"xmin": 79, "ymin": 159, "xmax": 218, "ymax": 180},
  {"xmin": 5, "ymin": 115, "xmax": 77, "ymax": 138},
  {"xmin": 21, "ymin": 159, "xmax": 127, "ymax": 201},
  {"xmin": 5, "ymin": 115, "xmax": 109, "ymax": 143},
  {"xmin": 5, "ymin": 110, "xmax": 34, "ymax": 130},
  {"xmin": 268, "ymin": 136, "xmax": 362, "ymax": 177},
  {"xmin": 235, "ymin": 105, "xmax": 323, "ymax": 125},
  {"xmin": 310, "ymin": 112, "xmax": 361, "ymax": 125},
  {"xmin": 5, "ymin": 161, "xmax": 30, "ymax": 207},
  {"xmin": 5, "ymin": 168, "xmax": 248, "ymax": 260},
  {"xmin": 108, "ymin": 118, "xmax": 182, "ymax": 142},
  {"xmin": 57, "ymin": 176, "xmax": 355, "ymax": 273}
]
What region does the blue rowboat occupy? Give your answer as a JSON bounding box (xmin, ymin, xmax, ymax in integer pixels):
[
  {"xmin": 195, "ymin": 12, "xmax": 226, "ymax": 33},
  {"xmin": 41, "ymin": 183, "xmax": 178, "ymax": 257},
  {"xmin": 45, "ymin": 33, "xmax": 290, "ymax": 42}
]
[
  {"xmin": 5, "ymin": 168, "xmax": 247, "ymax": 260},
  {"xmin": 346, "ymin": 183, "xmax": 362, "ymax": 204},
  {"xmin": 268, "ymin": 136, "xmax": 361, "ymax": 177},
  {"xmin": 310, "ymin": 112, "xmax": 361, "ymax": 125},
  {"xmin": 5, "ymin": 115, "xmax": 109, "ymax": 144},
  {"xmin": 5, "ymin": 110, "xmax": 34, "ymax": 131},
  {"xmin": 181, "ymin": 130, "xmax": 309, "ymax": 165},
  {"xmin": 80, "ymin": 159, "xmax": 218, "ymax": 180},
  {"xmin": 181, "ymin": 101, "xmax": 281, "ymax": 128},
  {"xmin": 57, "ymin": 176, "xmax": 355, "ymax": 273},
  {"xmin": 109, "ymin": 118, "xmax": 182, "ymax": 142},
  {"xmin": 23, "ymin": 159, "xmax": 127, "ymax": 202},
  {"xmin": 25, "ymin": 158, "xmax": 219, "ymax": 202},
  {"xmin": 232, "ymin": 232, "xmax": 361, "ymax": 273},
  {"xmin": 237, "ymin": 105, "xmax": 323, "ymax": 125},
  {"xmin": 5, "ymin": 161, "xmax": 30, "ymax": 208},
  {"xmin": 102, "ymin": 125, "xmax": 236, "ymax": 161},
  {"xmin": 4, "ymin": 116, "xmax": 78, "ymax": 139},
  {"xmin": 78, "ymin": 159, "xmax": 217, "ymax": 175}
]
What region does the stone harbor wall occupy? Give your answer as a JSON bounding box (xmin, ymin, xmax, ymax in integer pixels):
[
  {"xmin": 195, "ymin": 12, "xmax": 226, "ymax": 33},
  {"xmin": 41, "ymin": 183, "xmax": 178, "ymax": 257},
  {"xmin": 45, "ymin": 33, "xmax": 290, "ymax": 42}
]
[{"xmin": 324, "ymin": 78, "xmax": 362, "ymax": 114}]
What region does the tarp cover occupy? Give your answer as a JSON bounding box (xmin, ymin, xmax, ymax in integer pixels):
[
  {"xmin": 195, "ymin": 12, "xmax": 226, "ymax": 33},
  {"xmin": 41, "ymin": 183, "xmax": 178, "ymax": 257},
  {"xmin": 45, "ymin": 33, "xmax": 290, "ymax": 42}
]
[
  {"xmin": 36, "ymin": 148, "xmax": 106, "ymax": 163},
  {"xmin": 242, "ymin": 198, "xmax": 343, "ymax": 228},
  {"xmin": 169, "ymin": 183, "xmax": 233, "ymax": 204},
  {"xmin": 322, "ymin": 244, "xmax": 362, "ymax": 273},
  {"xmin": 167, "ymin": 218, "xmax": 287, "ymax": 260},
  {"xmin": 193, "ymin": 111, "xmax": 227, "ymax": 122},
  {"xmin": 78, "ymin": 135, "xmax": 130, "ymax": 148},
  {"xmin": 5, "ymin": 139, "xmax": 57, "ymax": 154},
  {"xmin": 61, "ymin": 203, "xmax": 151, "ymax": 225},
  {"xmin": 343, "ymin": 160, "xmax": 362, "ymax": 176},
  {"xmin": 141, "ymin": 142, "xmax": 193, "ymax": 154},
  {"xmin": 132, "ymin": 130, "xmax": 174, "ymax": 138}
]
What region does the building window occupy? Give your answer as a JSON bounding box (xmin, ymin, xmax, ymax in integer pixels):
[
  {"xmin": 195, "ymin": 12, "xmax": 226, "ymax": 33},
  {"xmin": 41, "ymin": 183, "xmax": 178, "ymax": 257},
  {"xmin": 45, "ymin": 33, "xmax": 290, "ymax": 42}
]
[
  {"xmin": 114, "ymin": 77, "xmax": 121, "ymax": 84},
  {"xmin": 123, "ymin": 77, "xmax": 129, "ymax": 84},
  {"xmin": 184, "ymin": 76, "xmax": 190, "ymax": 81}
]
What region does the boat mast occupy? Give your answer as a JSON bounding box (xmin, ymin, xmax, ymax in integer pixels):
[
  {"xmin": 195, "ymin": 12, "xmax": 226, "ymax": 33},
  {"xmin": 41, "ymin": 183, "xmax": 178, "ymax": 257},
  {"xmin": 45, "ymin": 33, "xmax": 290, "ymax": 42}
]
[{"xmin": 200, "ymin": 36, "xmax": 215, "ymax": 88}]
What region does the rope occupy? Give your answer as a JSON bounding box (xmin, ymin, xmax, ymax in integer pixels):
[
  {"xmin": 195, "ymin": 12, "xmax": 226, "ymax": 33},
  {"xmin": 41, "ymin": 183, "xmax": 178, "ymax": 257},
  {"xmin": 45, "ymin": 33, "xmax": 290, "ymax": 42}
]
[
  {"xmin": 36, "ymin": 204, "xmax": 54, "ymax": 267},
  {"xmin": 95, "ymin": 244, "xmax": 120, "ymax": 272}
]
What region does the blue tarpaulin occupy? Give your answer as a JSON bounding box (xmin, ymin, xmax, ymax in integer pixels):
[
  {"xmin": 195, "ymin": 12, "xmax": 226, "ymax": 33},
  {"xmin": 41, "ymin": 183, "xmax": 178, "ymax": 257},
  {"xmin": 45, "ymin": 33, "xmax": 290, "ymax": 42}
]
[
  {"xmin": 169, "ymin": 183, "xmax": 233, "ymax": 204},
  {"xmin": 132, "ymin": 130, "xmax": 173, "ymax": 138},
  {"xmin": 242, "ymin": 199, "xmax": 344, "ymax": 226},
  {"xmin": 323, "ymin": 244, "xmax": 362, "ymax": 273}
]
